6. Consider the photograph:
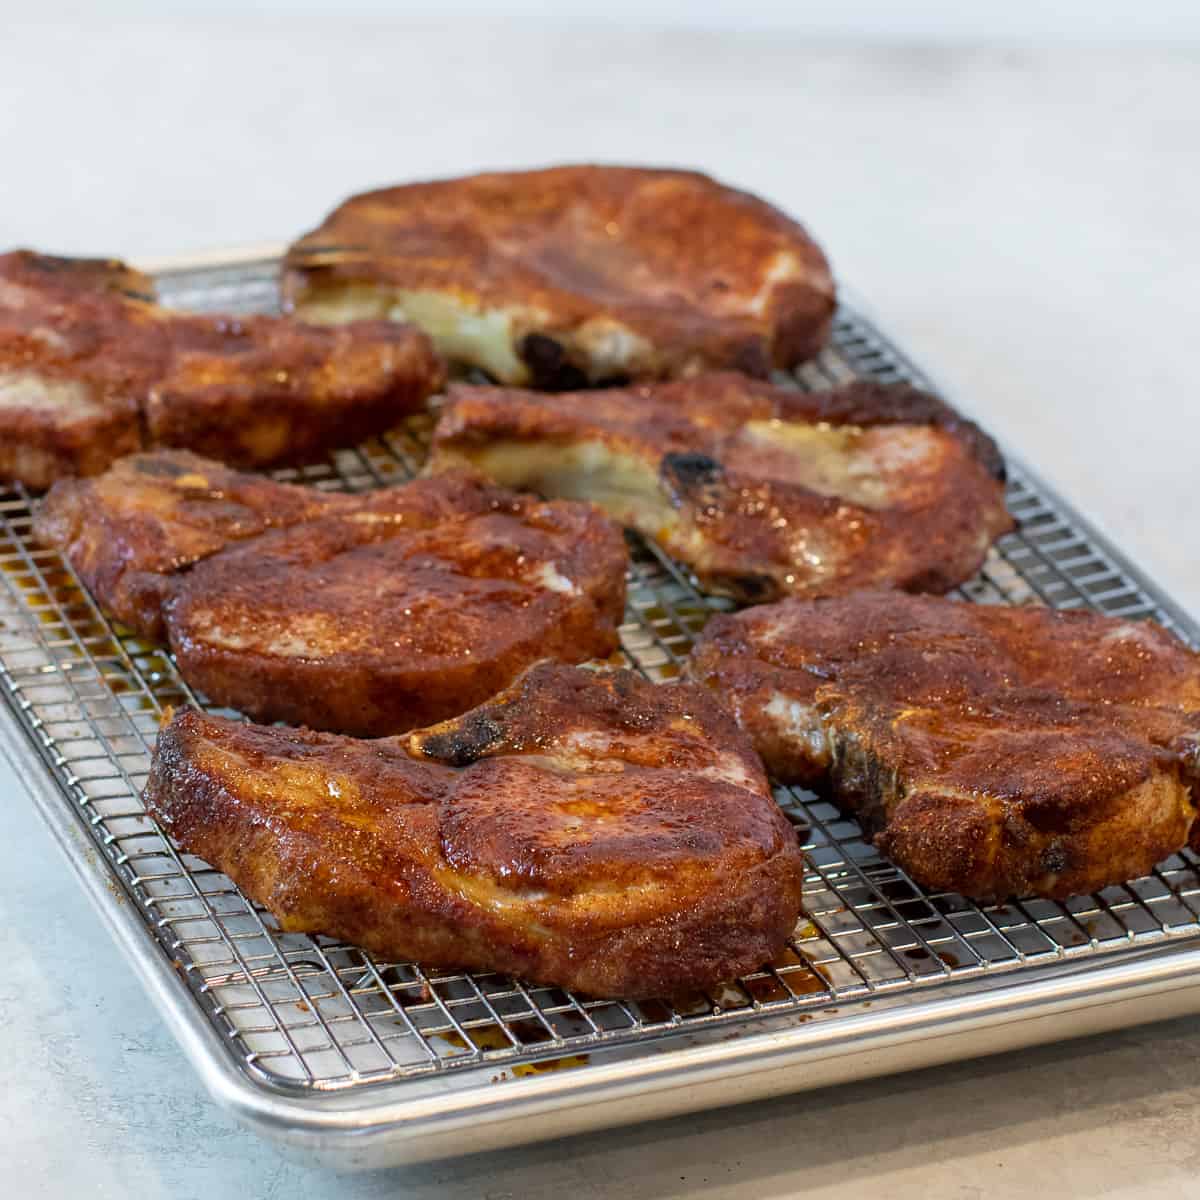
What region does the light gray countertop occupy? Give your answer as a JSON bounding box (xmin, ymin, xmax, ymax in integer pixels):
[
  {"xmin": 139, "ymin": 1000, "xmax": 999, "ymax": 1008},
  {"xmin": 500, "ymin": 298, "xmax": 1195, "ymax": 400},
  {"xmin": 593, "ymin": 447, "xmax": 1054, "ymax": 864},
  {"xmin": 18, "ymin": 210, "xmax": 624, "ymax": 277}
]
[{"xmin": 1, "ymin": 20, "xmax": 1198, "ymax": 1197}]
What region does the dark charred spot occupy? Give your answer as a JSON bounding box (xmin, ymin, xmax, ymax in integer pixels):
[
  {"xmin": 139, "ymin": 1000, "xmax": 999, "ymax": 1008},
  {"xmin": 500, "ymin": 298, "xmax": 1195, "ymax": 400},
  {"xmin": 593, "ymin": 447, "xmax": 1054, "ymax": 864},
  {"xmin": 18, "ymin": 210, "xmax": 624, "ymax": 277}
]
[
  {"xmin": 1040, "ymin": 843, "xmax": 1069, "ymax": 876},
  {"xmin": 968, "ymin": 429, "xmax": 1007, "ymax": 482},
  {"xmin": 731, "ymin": 339, "xmax": 770, "ymax": 379},
  {"xmin": 609, "ymin": 668, "xmax": 638, "ymax": 701},
  {"xmin": 727, "ymin": 573, "xmax": 776, "ymax": 603},
  {"xmin": 519, "ymin": 333, "xmax": 590, "ymax": 391},
  {"xmin": 418, "ymin": 712, "xmax": 507, "ymax": 767},
  {"xmin": 660, "ymin": 451, "xmax": 724, "ymax": 491}
]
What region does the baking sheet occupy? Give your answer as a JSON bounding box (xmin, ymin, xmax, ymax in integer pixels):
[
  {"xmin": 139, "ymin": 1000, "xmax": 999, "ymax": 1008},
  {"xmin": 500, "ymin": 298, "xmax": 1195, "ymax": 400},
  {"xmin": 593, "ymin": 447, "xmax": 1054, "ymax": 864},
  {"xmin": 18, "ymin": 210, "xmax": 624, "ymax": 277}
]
[{"xmin": 2, "ymin": 252, "xmax": 1198, "ymax": 1167}]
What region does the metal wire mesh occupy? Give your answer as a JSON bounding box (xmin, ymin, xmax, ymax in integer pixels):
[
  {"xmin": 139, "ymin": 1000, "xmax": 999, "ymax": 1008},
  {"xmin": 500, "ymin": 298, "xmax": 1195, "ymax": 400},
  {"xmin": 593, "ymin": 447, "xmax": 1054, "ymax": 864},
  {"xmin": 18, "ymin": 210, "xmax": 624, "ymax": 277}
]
[{"xmin": 1, "ymin": 258, "xmax": 1198, "ymax": 1094}]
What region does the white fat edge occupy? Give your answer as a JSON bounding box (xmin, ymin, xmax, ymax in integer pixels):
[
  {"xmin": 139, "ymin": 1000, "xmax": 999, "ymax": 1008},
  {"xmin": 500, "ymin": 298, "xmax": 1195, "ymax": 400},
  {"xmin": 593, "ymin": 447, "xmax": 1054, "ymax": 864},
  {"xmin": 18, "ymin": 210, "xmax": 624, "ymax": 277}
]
[
  {"xmin": 458, "ymin": 439, "xmax": 678, "ymax": 539},
  {"xmin": 1179, "ymin": 730, "xmax": 1200, "ymax": 771},
  {"xmin": 30, "ymin": 325, "xmax": 71, "ymax": 353},
  {"xmin": 532, "ymin": 728, "xmax": 758, "ymax": 793},
  {"xmin": 1101, "ymin": 622, "xmax": 1164, "ymax": 651},
  {"xmin": 347, "ymin": 514, "xmax": 583, "ymax": 596},
  {"xmin": 295, "ymin": 275, "xmax": 657, "ymax": 385},
  {"xmin": 187, "ymin": 611, "xmax": 365, "ymax": 657},
  {"xmin": 863, "ymin": 424, "xmax": 946, "ymax": 474},
  {"xmin": 759, "ymin": 611, "xmax": 807, "ymax": 648},
  {"xmin": 432, "ymin": 865, "xmax": 554, "ymax": 917},
  {"xmin": 764, "ymin": 692, "xmax": 831, "ymax": 766},
  {"xmin": 745, "ymin": 250, "xmax": 803, "ymax": 317},
  {"xmin": 0, "ymin": 279, "xmax": 32, "ymax": 307},
  {"xmin": 738, "ymin": 419, "xmax": 946, "ymax": 514},
  {"xmin": 301, "ymin": 278, "xmax": 657, "ymax": 383},
  {"xmin": 289, "ymin": 281, "xmax": 390, "ymax": 324},
  {"xmin": 479, "ymin": 885, "xmax": 551, "ymax": 910},
  {"xmin": 556, "ymin": 728, "xmax": 617, "ymax": 762},
  {"xmin": 507, "ymin": 732, "xmax": 637, "ymax": 778},
  {"xmin": 441, "ymin": 861, "xmax": 668, "ymax": 921},
  {"xmin": 695, "ymin": 755, "xmax": 764, "ymax": 792},
  {"xmin": 739, "ymin": 418, "xmax": 881, "ymax": 507},
  {"xmin": 533, "ymin": 561, "xmax": 580, "ymax": 596},
  {"xmin": 572, "ymin": 315, "xmax": 655, "ymax": 378},
  {"xmin": 293, "ymin": 280, "xmax": 535, "ymax": 384},
  {"xmin": 348, "ymin": 510, "xmax": 407, "ymax": 525},
  {"xmin": 387, "ymin": 291, "xmax": 531, "ymax": 384},
  {"xmin": 0, "ymin": 370, "xmax": 102, "ymax": 416}
]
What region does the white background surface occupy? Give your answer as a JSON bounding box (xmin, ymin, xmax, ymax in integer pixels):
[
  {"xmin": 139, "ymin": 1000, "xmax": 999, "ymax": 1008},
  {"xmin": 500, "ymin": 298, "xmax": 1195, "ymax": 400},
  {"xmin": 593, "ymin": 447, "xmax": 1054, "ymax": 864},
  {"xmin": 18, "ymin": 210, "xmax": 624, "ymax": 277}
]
[
  {"xmin": 26, "ymin": 1, "xmax": 1200, "ymax": 42},
  {"xmin": 2, "ymin": 15, "xmax": 1200, "ymax": 1198}
]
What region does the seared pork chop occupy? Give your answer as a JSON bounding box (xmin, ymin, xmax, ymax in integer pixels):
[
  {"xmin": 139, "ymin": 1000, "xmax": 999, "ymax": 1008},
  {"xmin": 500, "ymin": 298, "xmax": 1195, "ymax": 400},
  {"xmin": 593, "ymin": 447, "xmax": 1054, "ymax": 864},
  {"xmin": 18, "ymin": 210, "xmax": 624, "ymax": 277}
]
[
  {"xmin": 428, "ymin": 373, "xmax": 1012, "ymax": 603},
  {"xmin": 688, "ymin": 591, "xmax": 1200, "ymax": 900},
  {"xmin": 33, "ymin": 450, "xmax": 351, "ymax": 639},
  {"xmin": 145, "ymin": 663, "xmax": 805, "ymax": 998},
  {"xmin": 0, "ymin": 250, "xmax": 444, "ymax": 488},
  {"xmin": 36, "ymin": 452, "xmax": 627, "ymax": 734},
  {"xmin": 282, "ymin": 166, "xmax": 835, "ymax": 387}
]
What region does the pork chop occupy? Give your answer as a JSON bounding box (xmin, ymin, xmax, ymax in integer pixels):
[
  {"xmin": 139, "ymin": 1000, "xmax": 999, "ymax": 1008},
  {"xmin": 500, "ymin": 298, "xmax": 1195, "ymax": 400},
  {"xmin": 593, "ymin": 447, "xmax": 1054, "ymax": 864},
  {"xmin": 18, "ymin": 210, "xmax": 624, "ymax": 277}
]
[
  {"xmin": 688, "ymin": 591, "xmax": 1200, "ymax": 900},
  {"xmin": 36, "ymin": 452, "xmax": 628, "ymax": 734},
  {"xmin": 0, "ymin": 250, "xmax": 444, "ymax": 488},
  {"xmin": 428, "ymin": 373, "xmax": 1012, "ymax": 603},
  {"xmin": 144, "ymin": 662, "xmax": 805, "ymax": 998},
  {"xmin": 33, "ymin": 450, "xmax": 353, "ymax": 639},
  {"xmin": 282, "ymin": 166, "xmax": 835, "ymax": 387}
]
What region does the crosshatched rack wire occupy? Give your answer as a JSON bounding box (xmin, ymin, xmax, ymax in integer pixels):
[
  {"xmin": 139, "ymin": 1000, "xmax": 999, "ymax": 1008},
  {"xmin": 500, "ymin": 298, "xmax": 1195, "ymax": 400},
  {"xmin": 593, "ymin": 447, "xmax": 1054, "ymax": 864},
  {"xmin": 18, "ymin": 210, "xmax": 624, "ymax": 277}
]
[{"xmin": 1, "ymin": 258, "xmax": 1198, "ymax": 1096}]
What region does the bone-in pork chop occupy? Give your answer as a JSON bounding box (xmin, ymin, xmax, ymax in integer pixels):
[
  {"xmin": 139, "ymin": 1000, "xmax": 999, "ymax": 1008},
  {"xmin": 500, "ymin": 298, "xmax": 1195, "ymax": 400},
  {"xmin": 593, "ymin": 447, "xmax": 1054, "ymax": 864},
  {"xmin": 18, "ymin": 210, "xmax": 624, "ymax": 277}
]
[
  {"xmin": 0, "ymin": 250, "xmax": 443, "ymax": 488},
  {"xmin": 428, "ymin": 373, "xmax": 1012, "ymax": 603},
  {"xmin": 282, "ymin": 166, "xmax": 835, "ymax": 387},
  {"xmin": 144, "ymin": 662, "xmax": 805, "ymax": 998},
  {"xmin": 36, "ymin": 452, "xmax": 627, "ymax": 734},
  {"xmin": 688, "ymin": 591, "xmax": 1200, "ymax": 900}
]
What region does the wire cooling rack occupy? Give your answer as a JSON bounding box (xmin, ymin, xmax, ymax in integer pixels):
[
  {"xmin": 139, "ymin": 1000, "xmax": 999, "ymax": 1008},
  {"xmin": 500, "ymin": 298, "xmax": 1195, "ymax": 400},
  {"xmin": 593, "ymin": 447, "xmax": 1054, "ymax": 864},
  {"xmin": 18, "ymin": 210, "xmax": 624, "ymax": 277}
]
[{"xmin": 2, "ymin": 257, "xmax": 1199, "ymax": 1102}]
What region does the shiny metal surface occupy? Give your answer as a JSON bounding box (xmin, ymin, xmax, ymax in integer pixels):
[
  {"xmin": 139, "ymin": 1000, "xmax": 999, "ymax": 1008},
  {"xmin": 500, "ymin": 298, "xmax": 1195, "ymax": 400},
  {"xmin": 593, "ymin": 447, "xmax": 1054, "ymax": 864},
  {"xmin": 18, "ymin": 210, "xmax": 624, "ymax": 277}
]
[{"xmin": 1, "ymin": 253, "xmax": 1198, "ymax": 1168}]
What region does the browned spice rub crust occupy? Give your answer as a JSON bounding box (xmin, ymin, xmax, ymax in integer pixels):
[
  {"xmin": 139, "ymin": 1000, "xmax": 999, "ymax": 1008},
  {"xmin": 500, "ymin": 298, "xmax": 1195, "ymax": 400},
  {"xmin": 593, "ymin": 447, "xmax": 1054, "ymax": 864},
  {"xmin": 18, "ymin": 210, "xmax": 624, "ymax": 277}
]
[
  {"xmin": 0, "ymin": 250, "xmax": 444, "ymax": 488},
  {"xmin": 145, "ymin": 663, "xmax": 805, "ymax": 998},
  {"xmin": 283, "ymin": 165, "xmax": 835, "ymax": 387},
  {"xmin": 689, "ymin": 591, "xmax": 1200, "ymax": 901},
  {"xmin": 33, "ymin": 450, "xmax": 351, "ymax": 640},
  {"xmin": 36, "ymin": 452, "xmax": 627, "ymax": 735},
  {"xmin": 429, "ymin": 373, "xmax": 1012, "ymax": 603}
]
